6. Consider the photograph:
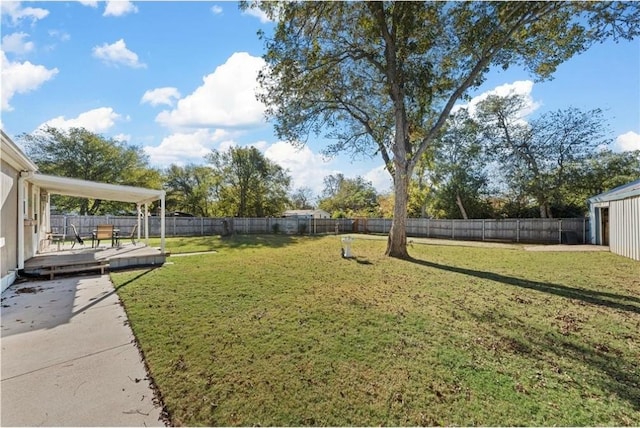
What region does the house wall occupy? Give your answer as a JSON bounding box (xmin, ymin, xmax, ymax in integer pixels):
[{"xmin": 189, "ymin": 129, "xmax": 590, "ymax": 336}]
[
  {"xmin": 1, "ymin": 159, "xmax": 19, "ymax": 291},
  {"xmin": 609, "ymin": 196, "xmax": 640, "ymax": 261}
]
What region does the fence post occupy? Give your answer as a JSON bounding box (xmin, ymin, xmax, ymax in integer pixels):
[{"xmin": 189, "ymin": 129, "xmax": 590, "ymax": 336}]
[
  {"xmin": 482, "ymin": 219, "xmax": 485, "ymax": 241},
  {"xmin": 558, "ymin": 219, "xmax": 562, "ymax": 244},
  {"xmin": 451, "ymin": 220, "xmax": 454, "ymax": 239},
  {"xmin": 583, "ymin": 218, "xmax": 586, "ymax": 244},
  {"xmin": 516, "ymin": 219, "xmax": 520, "ymax": 243}
]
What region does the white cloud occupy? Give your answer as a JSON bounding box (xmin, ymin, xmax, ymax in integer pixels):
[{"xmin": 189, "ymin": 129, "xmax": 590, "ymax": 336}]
[
  {"xmin": 1, "ymin": 50, "xmax": 58, "ymax": 111},
  {"xmin": 77, "ymin": 0, "xmax": 98, "ymax": 6},
  {"xmin": 141, "ymin": 87, "xmax": 181, "ymax": 107},
  {"xmin": 242, "ymin": 7, "xmax": 272, "ymax": 23},
  {"xmin": 615, "ymin": 131, "xmax": 640, "ymax": 152},
  {"xmin": 211, "ymin": 5, "xmax": 223, "ymax": 15},
  {"xmin": 37, "ymin": 107, "xmax": 122, "ymax": 133},
  {"xmin": 156, "ymin": 52, "xmax": 266, "ymax": 128},
  {"xmin": 1, "ymin": 32, "xmax": 34, "ymax": 54},
  {"xmin": 454, "ymin": 80, "xmax": 541, "ymax": 119},
  {"xmin": 0, "ymin": 2, "xmax": 49, "ymax": 25},
  {"xmin": 364, "ymin": 165, "xmax": 393, "ymax": 193},
  {"xmin": 264, "ymin": 141, "xmax": 338, "ymax": 195},
  {"xmin": 103, "ymin": 0, "xmax": 138, "ymax": 17},
  {"xmin": 114, "ymin": 133, "xmax": 131, "ymax": 143},
  {"xmin": 48, "ymin": 29, "xmax": 71, "ymax": 42},
  {"xmin": 92, "ymin": 39, "xmax": 145, "ymax": 68},
  {"xmin": 144, "ymin": 129, "xmax": 231, "ymax": 166}
]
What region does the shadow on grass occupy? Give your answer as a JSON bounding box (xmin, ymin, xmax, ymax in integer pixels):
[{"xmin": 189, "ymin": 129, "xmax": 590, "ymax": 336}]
[
  {"xmin": 472, "ymin": 313, "xmax": 640, "ymax": 412},
  {"xmin": 71, "ymin": 268, "xmax": 157, "ymax": 317},
  {"xmin": 407, "ymin": 257, "xmax": 640, "ymax": 314},
  {"xmin": 343, "ymin": 256, "xmax": 374, "ymax": 265},
  {"xmin": 164, "ymin": 234, "xmax": 306, "ymax": 253}
]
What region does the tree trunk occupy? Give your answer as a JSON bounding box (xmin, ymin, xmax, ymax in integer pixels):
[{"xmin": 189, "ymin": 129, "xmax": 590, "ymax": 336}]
[
  {"xmin": 455, "ymin": 192, "xmax": 469, "ymax": 220},
  {"xmin": 386, "ymin": 167, "xmax": 410, "ymax": 259}
]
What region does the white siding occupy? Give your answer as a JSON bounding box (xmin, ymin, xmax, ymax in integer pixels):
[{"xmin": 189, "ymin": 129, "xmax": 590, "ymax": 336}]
[{"xmin": 609, "ymin": 196, "xmax": 640, "ymax": 261}]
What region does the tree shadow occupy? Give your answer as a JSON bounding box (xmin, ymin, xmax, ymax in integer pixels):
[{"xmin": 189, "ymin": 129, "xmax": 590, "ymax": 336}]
[
  {"xmin": 166, "ymin": 234, "xmax": 304, "ymax": 253},
  {"xmin": 467, "ymin": 311, "xmax": 640, "ymax": 412},
  {"xmin": 407, "ymin": 257, "xmax": 640, "ymax": 314}
]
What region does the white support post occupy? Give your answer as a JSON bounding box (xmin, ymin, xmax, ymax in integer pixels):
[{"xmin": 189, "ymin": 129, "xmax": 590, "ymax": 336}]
[
  {"xmin": 144, "ymin": 203, "xmax": 150, "ymax": 243},
  {"xmin": 17, "ymin": 174, "xmax": 26, "ymax": 269},
  {"xmin": 160, "ymin": 194, "xmax": 166, "ymax": 254},
  {"xmin": 137, "ymin": 204, "xmax": 142, "ymax": 242}
]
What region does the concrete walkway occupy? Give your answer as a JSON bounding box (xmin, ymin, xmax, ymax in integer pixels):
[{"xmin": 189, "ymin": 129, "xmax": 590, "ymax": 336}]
[{"xmin": 1, "ymin": 274, "xmax": 165, "ymax": 426}]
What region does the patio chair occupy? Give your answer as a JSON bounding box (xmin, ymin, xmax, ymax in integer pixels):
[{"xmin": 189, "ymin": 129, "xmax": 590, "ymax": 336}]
[
  {"xmin": 70, "ymin": 224, "xmax": 91, "ymax": 249},
  {"xmin": 92, "ymin": 224, "xmax": 115, "ymax": 248},
  {"xmin": 48, "ymin": 228, "xmax": 66, "ymax": 251},
  {"xmin": 115, "ymin": 224, "xmax": 138, "ymax": 247}
]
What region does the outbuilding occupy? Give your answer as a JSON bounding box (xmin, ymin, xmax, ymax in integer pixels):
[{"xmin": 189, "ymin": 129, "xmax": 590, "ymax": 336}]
[
  {"xmin": 588, "ymin": 178, "xmax": 640, "ymax": 261},
  {"xmin": 283, "ymin": 209, "xmax": 331, "ymax": 219}
]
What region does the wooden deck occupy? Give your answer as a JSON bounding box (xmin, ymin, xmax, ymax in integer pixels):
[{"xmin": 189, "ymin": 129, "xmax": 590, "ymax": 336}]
[{"xmin": 23, "ymin": 243, "xmax": 166, "ymax": 278}]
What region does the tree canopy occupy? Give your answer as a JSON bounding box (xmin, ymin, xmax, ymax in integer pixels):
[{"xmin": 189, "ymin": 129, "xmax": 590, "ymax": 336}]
[
  {"xmin": 250, "ymin": 1, "xmax": 640, "ymax": 257},
  {"xmin": 206, "ymin": 146, "xmax": 291, "ymax": 217},
  {"xmin": 318, "ymin": 173, "xmax": 379, "ymax": 218}
]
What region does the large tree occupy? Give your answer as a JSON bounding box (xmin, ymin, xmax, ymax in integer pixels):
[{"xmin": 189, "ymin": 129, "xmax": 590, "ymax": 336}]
[
  {"xmin": 318, "ymin": 173, "xmax": 379, "ymax": 217},
  {"xmin": 164, "ymin": 164, "xmax": 221, "ymax": 217},
  {"xmin": 250, "ymin": 1, "xmax": 639, "ymax": 258},
  {"xmin": 422, "ymin": 108, "xmax": 492, "ymax": 219},
  {"xmin": 20, "ymin": 126, "xmax": 161, "ymax": 215},
  {"xmin": 476, "ymin": 95, "xmax": 610, "ymax": 218},
  {"xmin": 207, "ymin": 146, "xmax": 291, "ymax": 217}
]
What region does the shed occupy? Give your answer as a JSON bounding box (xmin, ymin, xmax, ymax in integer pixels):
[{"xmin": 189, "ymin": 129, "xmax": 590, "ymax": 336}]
[
  {"xmin": 588, "ymin": 178, "xmax": 640, "ymax": 261},
  {"xmin": 283, "ymin": 209, "xmax": 331, "ymax": 219}
]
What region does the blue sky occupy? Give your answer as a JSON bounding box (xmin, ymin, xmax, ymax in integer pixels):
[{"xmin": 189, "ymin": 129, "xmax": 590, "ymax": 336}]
[{"xmin": 2, "ymin": 1, "xmax": 639, "ymax": 197}]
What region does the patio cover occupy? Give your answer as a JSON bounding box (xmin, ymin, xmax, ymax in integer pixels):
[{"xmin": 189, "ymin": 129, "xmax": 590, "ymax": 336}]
[
  {"xmin": 25, "ymin": 173, "xmax": 166, "ymax": 253},
  {"xmin": 27, "ymin": 173, "xmax": 164, "ymax": 205}
]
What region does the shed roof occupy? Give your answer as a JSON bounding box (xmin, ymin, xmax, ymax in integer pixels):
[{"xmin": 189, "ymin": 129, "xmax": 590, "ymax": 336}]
[
  {"xmin": 26, "ymin": 173, "xmax": 165, "ymax": 205},
  {"xmin": 588, "ymin": 178, "xmax": 640, "ymax": 203}
]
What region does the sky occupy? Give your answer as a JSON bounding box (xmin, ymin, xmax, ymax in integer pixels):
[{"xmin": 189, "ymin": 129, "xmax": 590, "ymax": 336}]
[{"xmin": 2, "ymin": 1, "xmax": 639, "ymax": 197}]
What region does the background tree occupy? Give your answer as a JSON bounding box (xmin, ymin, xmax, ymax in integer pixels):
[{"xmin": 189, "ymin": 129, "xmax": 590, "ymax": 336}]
[
  {"xmin": 318, "ymin": 173, "xmax": 379, "ymax": 218},
  {"xmin": 477, "ymin": 95, "xmax": 610, "ymax": 218},
  {"xmin": 207, "ymin": 146, "xmax": 291, "ymax": 217},
  {"xmin": 20, "ymin": 126, "xmax": 161, "ymax": 215},
  {"xmin": 250, "ymin": 1, "xmax": 640, "ymax": 257},
  {"xmin": 289, "ymin": 187, "xmax": 316, "ymax": 210},
  {"xmin": 423, "ymin": 109, "xmax": 492, "ymax": 219},
  {"xmin": 562, "ymin": 149, "xmax": 640, "ymax": 212},
  {"xmin": 164, "ymin": 164, "xmax": 220, "ymax": 217}
]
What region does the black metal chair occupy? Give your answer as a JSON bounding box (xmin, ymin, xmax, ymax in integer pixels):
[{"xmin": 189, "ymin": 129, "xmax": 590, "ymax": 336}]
[{"xmin": 70, "ymin": 224, "xmax": 91, "ymax": 249}]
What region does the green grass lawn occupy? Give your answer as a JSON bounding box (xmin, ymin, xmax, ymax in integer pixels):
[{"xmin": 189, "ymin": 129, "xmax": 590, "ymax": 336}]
[{"xmin": 112, "ymin": 235, "xmax": 640, "ymax": 426}]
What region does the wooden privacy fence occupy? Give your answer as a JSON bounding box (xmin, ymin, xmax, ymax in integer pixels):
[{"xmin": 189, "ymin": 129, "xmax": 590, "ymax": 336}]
[{"xmin": 50, "ymin": 215, "xmax": 589, "ymax": 244}]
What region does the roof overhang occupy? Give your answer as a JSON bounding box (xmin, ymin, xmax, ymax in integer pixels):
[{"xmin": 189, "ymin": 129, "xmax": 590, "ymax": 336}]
[
  {"xmin": 25, "ymin": 173, "xmax": 165, "ymax": 205},
  {"xmin": 1, "ymin": 130, "xmax": 38, "ymax": 172},
  {"xmin": 588, "ymin": 178, "xmax": 640, "ymax": 204}
]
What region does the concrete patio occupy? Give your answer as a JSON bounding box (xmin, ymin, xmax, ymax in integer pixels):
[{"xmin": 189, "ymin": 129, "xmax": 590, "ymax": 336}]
[{"xmin": 1, "ymin": 274, "xmax": 165, "ymax": 426}]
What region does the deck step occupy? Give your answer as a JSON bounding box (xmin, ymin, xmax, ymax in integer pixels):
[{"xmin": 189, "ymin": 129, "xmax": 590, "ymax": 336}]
[{"xmin": 43, "ymin": 261, "xmax": 110, "ymax": 280}]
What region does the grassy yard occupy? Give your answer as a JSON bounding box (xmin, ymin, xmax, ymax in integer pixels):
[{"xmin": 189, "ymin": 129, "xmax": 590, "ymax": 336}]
[{"xmin": 112, "ymin": 235, "xmax": 640, "ymax": 426}]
